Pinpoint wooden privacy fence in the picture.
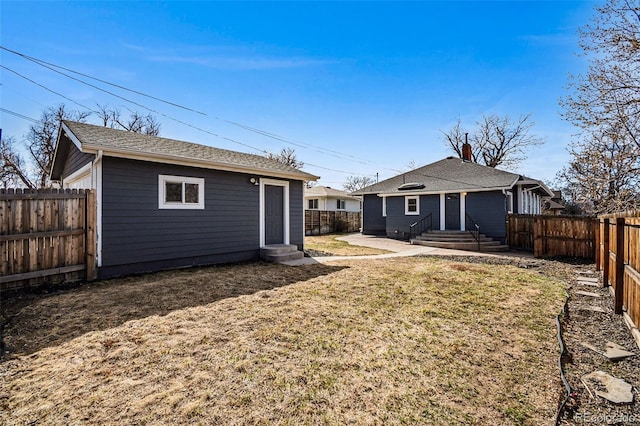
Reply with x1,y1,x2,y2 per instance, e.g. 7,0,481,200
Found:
1,188,97,294
597,211,640,341
507,214,597,259
305,210,361,235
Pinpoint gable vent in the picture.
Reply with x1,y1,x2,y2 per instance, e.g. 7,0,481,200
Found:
398,182,425,191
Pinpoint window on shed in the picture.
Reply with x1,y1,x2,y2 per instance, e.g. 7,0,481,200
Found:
159,175,205,209
405,196,419,215
308,199,319,209
337,199,346,210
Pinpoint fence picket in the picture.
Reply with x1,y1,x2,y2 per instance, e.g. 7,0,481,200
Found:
0,189,97,294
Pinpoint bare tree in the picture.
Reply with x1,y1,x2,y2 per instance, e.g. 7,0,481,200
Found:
3,104,161,188
343,175,375,193
1,136,36,188
442,114,543,169
26,105,91,188
560,0,640,151
97,105,161,136
267,147,304,170
558,0,640,213
557,127,640,215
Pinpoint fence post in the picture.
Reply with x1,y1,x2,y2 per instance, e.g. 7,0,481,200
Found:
595,218,601,271
603,218,610,287
85,190,97,281
614,217,625,315
533,215,542,257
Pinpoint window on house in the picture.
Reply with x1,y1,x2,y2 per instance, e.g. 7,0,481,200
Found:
308,199,319,209
405,196,419,215
382,197,387,217
159,175,205,209
337,199,346,210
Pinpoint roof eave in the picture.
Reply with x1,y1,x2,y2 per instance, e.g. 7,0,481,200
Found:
375,186,514,197
80,143,319,181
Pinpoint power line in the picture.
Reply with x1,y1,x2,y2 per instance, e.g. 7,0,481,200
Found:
1,45,406,179
1,65,100,114
1,64,268,154
0,45,207,116
0,108,40,124
2,45,391,170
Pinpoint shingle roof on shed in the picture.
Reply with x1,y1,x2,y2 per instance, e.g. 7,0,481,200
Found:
51,120,319,181
352,157,524,195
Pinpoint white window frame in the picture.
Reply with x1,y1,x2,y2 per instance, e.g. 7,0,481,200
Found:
382,196,387,217
158,174,205,209
405,195,420,215
506,191,514,214
308,198,319,210
336,199,346,210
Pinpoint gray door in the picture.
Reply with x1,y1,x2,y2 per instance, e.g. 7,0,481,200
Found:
445,193,460,230
265,185,284,245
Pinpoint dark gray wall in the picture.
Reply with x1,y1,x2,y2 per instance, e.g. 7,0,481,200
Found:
99,157,303,278
289,180,304,250
61,143,95,181
465,191,508,243
361,194,386,235
385,194,439,238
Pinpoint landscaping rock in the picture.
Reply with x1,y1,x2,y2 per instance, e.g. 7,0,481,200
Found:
576,290,602,298
604,342,636,361
582,370,634,404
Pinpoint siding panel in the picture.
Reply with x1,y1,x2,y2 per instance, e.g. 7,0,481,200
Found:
385,194,439,238
362,194,386,235
100,157,265,274
465,191,508,242
61,144,94,180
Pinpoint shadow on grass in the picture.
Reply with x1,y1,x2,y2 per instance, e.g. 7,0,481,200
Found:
1,261,346,359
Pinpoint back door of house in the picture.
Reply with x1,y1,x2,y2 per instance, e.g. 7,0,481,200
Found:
445,193,460,230
264,184,284,245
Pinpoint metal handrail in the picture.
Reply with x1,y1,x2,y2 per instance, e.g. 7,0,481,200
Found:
465,213,481,251
409,213,432,241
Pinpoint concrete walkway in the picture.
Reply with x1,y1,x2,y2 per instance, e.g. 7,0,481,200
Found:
283,233,526,266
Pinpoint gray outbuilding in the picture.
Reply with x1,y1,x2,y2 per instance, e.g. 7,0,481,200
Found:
50,120,318,278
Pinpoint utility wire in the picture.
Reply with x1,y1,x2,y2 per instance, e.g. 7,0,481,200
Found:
1,63,268,154
0,45,207,116
0,108,41,124
2,45,406,177
1,65,100,114
3,45,392,171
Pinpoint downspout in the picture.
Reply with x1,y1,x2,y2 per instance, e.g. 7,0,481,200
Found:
93,150,103,268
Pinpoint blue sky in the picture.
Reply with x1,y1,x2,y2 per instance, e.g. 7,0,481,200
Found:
1,1,595,187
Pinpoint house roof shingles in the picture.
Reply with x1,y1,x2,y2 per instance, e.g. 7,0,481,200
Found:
304,186,360,199
352,157,545,195
54,120,319,181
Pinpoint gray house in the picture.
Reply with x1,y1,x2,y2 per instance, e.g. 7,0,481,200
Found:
50,120,318,278
352,152,552,246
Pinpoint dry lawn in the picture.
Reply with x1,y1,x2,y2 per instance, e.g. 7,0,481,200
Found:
1,257,566,425
304,234,391,256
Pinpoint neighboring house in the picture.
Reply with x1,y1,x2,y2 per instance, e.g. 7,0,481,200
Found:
543,190,566,216
50,120,318,278
352,149,553,244
304,186,362,212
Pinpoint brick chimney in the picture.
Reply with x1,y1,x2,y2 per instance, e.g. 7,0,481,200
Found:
462,132,472,162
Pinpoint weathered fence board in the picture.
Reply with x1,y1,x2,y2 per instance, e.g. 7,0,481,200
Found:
305,210,361,235
507,214,597,259
1,188,97,294
597,211,640,339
